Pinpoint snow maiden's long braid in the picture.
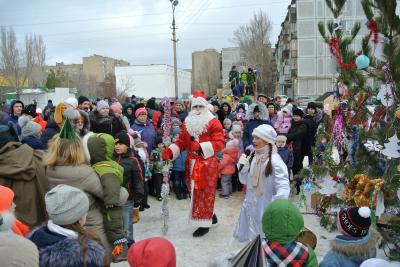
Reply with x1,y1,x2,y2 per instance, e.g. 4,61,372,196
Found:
265,143,273,176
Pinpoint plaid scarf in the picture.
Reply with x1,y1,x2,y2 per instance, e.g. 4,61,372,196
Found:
264,240,309,267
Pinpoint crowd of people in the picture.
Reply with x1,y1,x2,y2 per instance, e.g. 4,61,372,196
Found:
0,91,396,267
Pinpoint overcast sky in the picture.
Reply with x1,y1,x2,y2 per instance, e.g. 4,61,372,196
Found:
0,0,291,69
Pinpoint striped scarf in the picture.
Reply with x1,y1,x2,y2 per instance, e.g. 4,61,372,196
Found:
264,240,309,267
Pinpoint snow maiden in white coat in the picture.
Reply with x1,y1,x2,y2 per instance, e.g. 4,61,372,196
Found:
233,124,290,243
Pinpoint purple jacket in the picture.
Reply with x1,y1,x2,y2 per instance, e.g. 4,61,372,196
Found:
131,119,157,154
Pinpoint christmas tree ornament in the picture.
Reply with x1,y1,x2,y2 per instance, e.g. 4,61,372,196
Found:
364,140,383,152
367,19,379,45
370,106,387,129
343,174,384,209
329,38,356,69
350,126,360,167
375,192,385,217
395,107,400,119
332,106,345,151
377,84,395,107
355,54,370,70
381,134,400,159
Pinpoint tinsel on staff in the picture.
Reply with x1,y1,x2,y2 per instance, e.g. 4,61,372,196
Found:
161,97,172,235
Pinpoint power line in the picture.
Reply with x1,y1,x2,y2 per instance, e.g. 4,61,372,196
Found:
6,1,287,27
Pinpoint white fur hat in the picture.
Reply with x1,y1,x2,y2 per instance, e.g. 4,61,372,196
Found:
64,97,78,109
252,124,277,144
191,90,208,107
282,103,293,116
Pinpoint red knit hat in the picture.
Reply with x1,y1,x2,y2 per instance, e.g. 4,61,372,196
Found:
127,237,176,267
0,185,14,212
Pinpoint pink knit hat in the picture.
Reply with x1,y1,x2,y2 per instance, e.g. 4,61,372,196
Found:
111,103,122,114
135,107,148,118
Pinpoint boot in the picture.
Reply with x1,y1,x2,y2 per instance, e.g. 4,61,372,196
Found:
133,207,140,224
192,227,210,237
212,214,218,225
112,242,128,262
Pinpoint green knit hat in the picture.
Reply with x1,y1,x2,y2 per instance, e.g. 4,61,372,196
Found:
241,95,253,106
60,119,77,139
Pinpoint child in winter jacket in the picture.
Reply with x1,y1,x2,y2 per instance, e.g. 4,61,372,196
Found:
262,199,318,266
276,135,293,179
218,139,240,198
29,185,108,267
223,118,233,142
87,133,129,262
149,136,166,201
274,104,293,135
133,133,151,211
171,129,188,200
113,131,144,246
320,206,380,267
19,115,45,150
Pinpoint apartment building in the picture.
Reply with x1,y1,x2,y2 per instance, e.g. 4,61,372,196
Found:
192,49,221,96
83,54,129,83
275,0,370,99
221,47,248,86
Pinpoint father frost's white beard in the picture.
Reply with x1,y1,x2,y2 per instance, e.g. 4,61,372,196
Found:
185,109,213,139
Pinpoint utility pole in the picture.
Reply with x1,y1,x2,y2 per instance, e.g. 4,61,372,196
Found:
170,0,179,98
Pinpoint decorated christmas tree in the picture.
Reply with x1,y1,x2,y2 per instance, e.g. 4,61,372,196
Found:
301,0,400,260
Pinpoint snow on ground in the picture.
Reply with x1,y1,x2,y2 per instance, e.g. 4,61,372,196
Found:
112,191,352,267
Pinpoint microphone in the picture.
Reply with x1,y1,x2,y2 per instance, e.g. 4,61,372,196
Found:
238,149,251,172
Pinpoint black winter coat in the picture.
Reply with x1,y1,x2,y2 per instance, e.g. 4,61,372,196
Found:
41,120,60,148
303,114,319,150
287,120,308,155
90,111,126,137
113,149,144,202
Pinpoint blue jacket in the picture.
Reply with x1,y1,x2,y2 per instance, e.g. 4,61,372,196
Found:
243,119,272,149
131,119,157,154
278,146,293,169
22,135,46,150
29,226,106,267
320,231,378,267
172,151,187,172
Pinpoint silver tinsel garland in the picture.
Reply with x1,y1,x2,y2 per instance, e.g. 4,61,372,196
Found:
161,182,170,235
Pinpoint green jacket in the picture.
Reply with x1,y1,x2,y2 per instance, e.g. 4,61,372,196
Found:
240,71,248,84
262,199,318,267
88,133,124,205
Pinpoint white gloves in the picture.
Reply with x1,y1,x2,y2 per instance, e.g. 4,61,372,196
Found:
238,154,250,166
237,153,251,174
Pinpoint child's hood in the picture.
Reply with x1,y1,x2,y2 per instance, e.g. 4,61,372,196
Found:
223,146,240,159
87,133,115,164
262,199,303,243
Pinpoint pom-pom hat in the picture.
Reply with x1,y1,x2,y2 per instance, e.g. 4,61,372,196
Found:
338,206,371,237
191,90,208,107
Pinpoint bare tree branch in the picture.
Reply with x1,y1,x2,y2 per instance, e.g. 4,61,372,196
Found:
232,9,273,95
0,26,47,98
